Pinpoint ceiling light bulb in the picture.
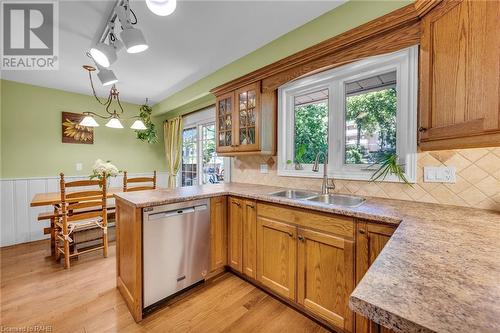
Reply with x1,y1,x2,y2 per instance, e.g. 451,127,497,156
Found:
79,115,100,127
105,117,124,129
130,119,147,130
146,0,177,16
90,42,117,68
97,67,118,86
120,28,148,54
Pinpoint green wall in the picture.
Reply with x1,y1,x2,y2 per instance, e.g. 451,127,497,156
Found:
1,80,165,178
156,0,412,119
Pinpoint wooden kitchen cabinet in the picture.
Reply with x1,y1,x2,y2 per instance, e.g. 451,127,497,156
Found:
228,197,243,272
355,221,396,333
214,81,276,156
210,197,227,273
419,0,500,150
297,228,355,332
242,200,257,279
256,216,297,300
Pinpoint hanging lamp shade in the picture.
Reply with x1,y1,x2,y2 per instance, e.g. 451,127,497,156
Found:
79,115,100,127
105,117,124,129
131,119,147,130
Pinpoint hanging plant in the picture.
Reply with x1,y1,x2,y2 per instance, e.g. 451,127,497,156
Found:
369,152,413,186
136,103,158,144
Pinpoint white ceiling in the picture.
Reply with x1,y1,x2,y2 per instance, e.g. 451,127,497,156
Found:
2,0,346,105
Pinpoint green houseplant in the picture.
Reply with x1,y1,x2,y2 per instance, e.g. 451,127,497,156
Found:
135,103,158,144
286,144,307,170
369,152,412,186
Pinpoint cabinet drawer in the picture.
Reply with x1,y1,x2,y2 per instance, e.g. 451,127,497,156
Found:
257,202,354,238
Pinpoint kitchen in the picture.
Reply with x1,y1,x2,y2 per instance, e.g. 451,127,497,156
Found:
1,0,499,332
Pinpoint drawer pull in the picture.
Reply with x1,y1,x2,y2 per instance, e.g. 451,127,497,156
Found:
359,229,366,234
298,235,305,242
418,127,427,133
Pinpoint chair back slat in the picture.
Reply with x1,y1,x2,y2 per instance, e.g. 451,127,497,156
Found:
126,177,154,183
66,190,103,199
67,200,103,211
65,179,101,187
125,186,155,192
67,210,102,222
123,170,157,192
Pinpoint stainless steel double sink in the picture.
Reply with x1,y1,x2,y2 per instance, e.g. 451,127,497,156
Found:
268,189,365,207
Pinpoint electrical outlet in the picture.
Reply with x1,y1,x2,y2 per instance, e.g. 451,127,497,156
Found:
424,166,456,183
76,163,83,171
260,164,269,174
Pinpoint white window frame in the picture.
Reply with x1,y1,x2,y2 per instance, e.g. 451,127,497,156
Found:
277,46,418,183
178,106,231,187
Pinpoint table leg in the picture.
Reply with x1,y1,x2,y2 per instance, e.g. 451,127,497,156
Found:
50,217,55,257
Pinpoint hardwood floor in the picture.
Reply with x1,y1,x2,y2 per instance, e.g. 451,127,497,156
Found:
0,240,329,333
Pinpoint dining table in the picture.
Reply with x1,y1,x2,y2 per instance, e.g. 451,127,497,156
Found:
30,188,123,256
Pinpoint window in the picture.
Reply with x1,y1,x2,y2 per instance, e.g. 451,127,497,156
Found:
180,107,230,187
181,127,198,186
278,46,417,182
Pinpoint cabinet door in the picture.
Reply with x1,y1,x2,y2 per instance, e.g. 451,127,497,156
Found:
256,216,296,300
216,92,235,153
210,196,227,272
228,197,243,272
234,82,261,151
355,221,396,333
297,228,355,332
242,200,257,279
419,0,500,150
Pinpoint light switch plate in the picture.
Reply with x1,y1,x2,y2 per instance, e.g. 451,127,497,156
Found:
260,164,269,174
76,163,83,171
424,166,456,183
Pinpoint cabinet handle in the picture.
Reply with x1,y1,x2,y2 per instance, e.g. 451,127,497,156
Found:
288,232,294,238
359,229,366,234
418,127,427,133
233,202,241,207
298,235,305,242
247,204,255,209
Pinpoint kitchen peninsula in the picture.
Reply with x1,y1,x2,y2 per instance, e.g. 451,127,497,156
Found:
114,183,500,333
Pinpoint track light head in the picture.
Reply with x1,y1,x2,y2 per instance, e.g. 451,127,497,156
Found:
97,67,118,86
90,42,117,68
146,0,177,16
120,27,148,54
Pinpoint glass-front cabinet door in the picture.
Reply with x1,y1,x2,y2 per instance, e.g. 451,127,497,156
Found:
235,82,260,151
216,92,234,152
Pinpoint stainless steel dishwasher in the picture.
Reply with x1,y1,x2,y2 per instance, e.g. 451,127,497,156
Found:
142,199,210,313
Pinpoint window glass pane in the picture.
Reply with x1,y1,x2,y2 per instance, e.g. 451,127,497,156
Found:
344,71,397,165
293,89,329,164
201,123,225,184
181,127,198,186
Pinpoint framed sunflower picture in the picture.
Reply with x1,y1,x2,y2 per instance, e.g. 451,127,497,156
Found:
62,112,94,144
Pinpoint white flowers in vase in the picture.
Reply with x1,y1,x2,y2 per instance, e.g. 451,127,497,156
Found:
90,159,121,187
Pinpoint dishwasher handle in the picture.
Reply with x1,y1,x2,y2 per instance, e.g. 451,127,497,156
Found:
148,204,207,220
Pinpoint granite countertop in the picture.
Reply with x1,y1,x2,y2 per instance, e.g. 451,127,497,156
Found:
114,182,500,333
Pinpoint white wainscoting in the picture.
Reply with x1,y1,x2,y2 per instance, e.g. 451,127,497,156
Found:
0,172,168,247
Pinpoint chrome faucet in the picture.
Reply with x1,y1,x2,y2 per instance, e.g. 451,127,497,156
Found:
312,151,335,195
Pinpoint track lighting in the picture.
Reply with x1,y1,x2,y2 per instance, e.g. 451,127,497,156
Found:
116,4,148,54
120,27,148,53
90,42,117,68
146,0,177,16
96,66,118,86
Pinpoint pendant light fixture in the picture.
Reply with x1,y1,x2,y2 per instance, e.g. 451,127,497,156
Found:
146,0,177,16
79,65,147,131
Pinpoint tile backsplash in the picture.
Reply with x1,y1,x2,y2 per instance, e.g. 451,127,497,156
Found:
231,147,500,211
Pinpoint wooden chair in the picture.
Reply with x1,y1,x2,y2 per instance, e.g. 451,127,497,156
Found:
123,171,157,192
54,173,108,269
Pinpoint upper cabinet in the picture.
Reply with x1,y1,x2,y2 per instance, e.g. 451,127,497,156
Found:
214,81,276,156
419,0,500,150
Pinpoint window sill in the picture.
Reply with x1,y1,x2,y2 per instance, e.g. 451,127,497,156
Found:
277,168,416,184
